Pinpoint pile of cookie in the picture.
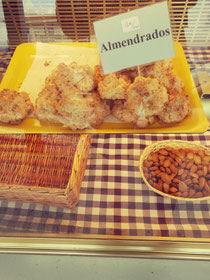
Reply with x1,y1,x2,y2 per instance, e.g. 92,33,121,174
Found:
0,58,191,129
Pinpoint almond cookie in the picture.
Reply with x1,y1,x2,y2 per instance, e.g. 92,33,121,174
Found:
0,89,33,124
158,93,191,124
46,62,96,92
35,85,110,130
125,76,168,128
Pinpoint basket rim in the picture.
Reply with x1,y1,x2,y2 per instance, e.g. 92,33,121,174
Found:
139,140,210,202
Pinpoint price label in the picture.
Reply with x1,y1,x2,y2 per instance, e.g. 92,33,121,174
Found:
121,16,140,33
94,1,174,74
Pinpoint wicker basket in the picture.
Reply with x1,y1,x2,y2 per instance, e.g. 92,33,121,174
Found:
0,134,91,208
139,140,210,201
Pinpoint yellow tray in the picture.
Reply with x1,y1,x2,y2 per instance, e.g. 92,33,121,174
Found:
0,42,208,134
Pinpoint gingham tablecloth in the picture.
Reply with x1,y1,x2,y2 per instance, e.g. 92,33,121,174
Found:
183,46,210,70
0,132,209,239
183,46,210,97
0,46,210,239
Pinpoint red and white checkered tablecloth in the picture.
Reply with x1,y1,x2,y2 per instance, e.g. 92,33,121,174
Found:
0,132,209,239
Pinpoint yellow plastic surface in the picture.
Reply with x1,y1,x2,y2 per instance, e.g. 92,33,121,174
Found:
0,42,208,134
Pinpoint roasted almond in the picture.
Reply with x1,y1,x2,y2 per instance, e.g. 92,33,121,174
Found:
184,178,192,185
189,189,196,197
187,152,194,160
151,153,159,162
198,150,205,157
159,149,168,156
174,161,179,167
144,172,149,179
154,183,162,192
150,171,156,178
170,164,178,174
192,178,198,184
151,166,158,171
154,161,160,167
148,179,153,185
194,192,203,198
174,156,182,165
190,164,197,173
194,184,200,190
170,187,178,193
177,150,185,159
160,173,172,184
169,152,176,159
197,164,203,169
193,155,201,164
190,172,199,178
181,172,188,179
182,191,189,198
172,191,181,197
152,177,157,183
178,181,188,192
199,177,206,190
158,155,165,161
160,166,166,172
163,183,170,193
180,162,187,168
172,178,180,184
203,165,208,176
186,160,194,169
204,182,210,193
178,169,185,176
157,179,163,188
163,159,171,168
203,155,210,162
197,170,204,177
147,154,153,161
203,190,209,197
143,160,151,168
154,169,161,176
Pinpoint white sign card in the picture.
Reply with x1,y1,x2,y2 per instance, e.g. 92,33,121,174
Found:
93,1,175,74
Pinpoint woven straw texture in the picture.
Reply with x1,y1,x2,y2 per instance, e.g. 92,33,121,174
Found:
0,134,91,208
